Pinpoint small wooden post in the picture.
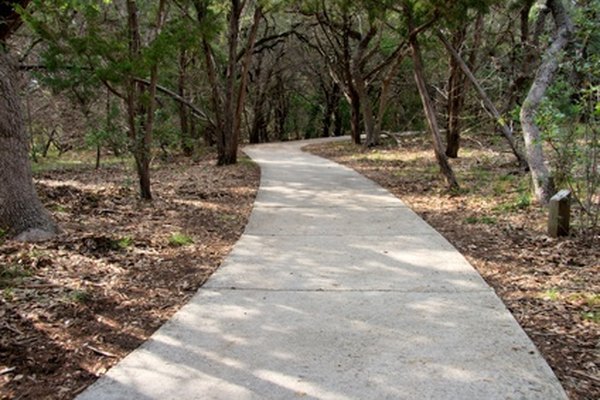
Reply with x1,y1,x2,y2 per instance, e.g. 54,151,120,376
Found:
548,190,571,237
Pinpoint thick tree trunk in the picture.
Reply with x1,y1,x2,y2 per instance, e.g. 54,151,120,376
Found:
520,0,572,204
409,33,459,190
0,52,58,241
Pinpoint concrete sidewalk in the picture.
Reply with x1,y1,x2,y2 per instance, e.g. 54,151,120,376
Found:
79,138,566,399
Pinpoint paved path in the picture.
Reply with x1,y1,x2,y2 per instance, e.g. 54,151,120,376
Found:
79,139,566,399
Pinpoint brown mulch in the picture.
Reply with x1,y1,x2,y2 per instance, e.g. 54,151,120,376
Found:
306,137,599,400
0,153,260,399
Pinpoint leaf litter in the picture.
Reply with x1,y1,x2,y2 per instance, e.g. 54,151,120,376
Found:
0,153,259,399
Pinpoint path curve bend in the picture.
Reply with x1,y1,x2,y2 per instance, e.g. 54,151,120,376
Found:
79,138,566,400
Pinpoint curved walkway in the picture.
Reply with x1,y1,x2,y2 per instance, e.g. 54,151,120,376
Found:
79,138,566,399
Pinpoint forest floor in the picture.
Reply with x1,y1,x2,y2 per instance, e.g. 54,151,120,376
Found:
306,136,599,400
0,152,260,399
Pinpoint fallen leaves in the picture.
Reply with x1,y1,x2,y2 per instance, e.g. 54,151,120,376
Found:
0,153,259,399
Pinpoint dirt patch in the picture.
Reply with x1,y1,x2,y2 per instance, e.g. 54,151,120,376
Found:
0,154,260,399
306,138,599,400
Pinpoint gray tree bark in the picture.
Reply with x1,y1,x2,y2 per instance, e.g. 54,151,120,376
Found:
0,52,58,241
409,32,459,190
520,0,573,204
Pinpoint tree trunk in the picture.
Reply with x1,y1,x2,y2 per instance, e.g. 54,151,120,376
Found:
217,0,241,165
355,73,377,147
274,74,289,141
0,52,58,241
125,0,165,200
178,49,193,156
321,103,332,138
520,0,572,204
333,109,343,137
446,14,483,158
217,2,261,165
409,32,459,190
437,30,528,168
126,0,152,200
445,27,467,158
351,25,379,147
375,46,407,141
349,89,362,145
250,52,270,144
232,6,261,146
321,81,339,138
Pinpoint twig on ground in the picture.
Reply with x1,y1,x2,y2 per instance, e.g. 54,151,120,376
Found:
0,367,16,376
85,344,117,358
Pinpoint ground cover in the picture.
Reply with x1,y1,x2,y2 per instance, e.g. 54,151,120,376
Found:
0,153,260,399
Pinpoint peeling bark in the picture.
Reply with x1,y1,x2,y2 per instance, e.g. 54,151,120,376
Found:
520,0,573,204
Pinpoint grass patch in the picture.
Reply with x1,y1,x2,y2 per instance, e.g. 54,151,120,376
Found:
52,204,68,212
117,236,134,249
168,232,194,247
68,289,91,304
237,157,256,167
541,288,561,301
218,213,237,223
0,264,32,289
582,311,600,323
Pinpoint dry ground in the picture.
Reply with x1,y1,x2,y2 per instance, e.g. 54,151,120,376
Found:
306,137,599,400
0,153,260,399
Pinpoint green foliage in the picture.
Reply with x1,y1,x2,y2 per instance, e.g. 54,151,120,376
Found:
541,288,560,301
493,181,532,213
153,108,180,153
68,289,91,304
582,310,600,323
514,191,531,209
117,236,134,249
533,0,600,234
85,101,127,156
0,264,32,289
168,232,194,247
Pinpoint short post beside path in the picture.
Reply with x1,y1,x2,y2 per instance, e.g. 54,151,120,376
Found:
548,189,571,238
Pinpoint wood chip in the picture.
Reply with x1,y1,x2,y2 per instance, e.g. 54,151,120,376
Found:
85,345,117,358
0,367,16,376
